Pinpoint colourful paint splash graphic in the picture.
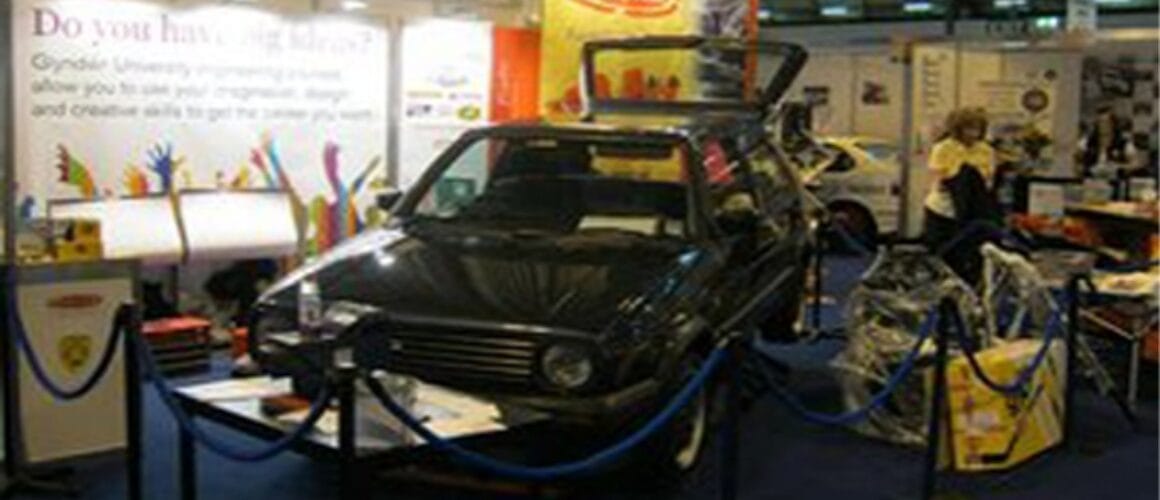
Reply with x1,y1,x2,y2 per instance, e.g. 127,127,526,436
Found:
245,136,383,255
55,145,97,198
44,139,384,257
147,142,185,193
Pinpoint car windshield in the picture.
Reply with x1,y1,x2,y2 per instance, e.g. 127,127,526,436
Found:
402,133,694,240
857,142,897,162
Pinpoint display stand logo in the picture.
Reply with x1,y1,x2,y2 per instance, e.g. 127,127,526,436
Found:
568,0,679,17
58,335,93,374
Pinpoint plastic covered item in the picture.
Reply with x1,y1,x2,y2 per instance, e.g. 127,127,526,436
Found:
833,243,1065,446
832,246,980,446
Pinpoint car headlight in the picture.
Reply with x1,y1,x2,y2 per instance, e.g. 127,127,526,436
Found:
541,344,594,390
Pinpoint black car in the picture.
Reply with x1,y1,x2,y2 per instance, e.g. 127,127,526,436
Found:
250,37,812,478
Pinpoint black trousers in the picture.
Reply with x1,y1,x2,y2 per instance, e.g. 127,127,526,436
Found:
923,209,984,286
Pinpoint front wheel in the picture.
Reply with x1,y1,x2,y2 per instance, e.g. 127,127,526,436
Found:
632,355,720,490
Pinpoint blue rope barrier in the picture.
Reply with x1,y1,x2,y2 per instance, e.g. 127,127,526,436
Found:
949,302,1065,395
765,309,938,426
934,219,1014,259
1101,260,1160,274
362,346,726,481
128,331,334,462
3,281,126,401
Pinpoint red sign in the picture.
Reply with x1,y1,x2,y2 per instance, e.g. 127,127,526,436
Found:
47,294,103,309
568,0,679,17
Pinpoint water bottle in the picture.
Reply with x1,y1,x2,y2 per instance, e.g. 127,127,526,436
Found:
298,275,323,338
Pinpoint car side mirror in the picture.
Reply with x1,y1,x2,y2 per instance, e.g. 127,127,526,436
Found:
376,189,403,212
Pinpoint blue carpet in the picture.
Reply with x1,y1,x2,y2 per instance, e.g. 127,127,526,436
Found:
32,256,1160,499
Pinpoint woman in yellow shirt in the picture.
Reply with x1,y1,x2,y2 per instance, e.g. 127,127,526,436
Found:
922,107,1001,284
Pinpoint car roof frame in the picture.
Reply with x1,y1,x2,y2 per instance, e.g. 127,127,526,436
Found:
579,35,809,122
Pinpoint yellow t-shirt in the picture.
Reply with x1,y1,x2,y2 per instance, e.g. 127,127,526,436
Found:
924,139,995,218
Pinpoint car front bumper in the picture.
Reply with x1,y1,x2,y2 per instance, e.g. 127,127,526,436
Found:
488,378,663,426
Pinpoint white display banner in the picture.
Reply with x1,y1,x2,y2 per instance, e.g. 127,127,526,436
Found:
180,190,299,261
397,18,492,188
13,0,389,254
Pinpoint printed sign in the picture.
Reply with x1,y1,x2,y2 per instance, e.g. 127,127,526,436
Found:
539,0,755,119
397,19,492,188
13,0,389,253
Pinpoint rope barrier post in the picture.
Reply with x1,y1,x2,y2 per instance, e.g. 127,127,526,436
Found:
0,263,78,497
122,304,144,500
812,227,825,332
335,360,359,500
1063,274,1082,450
922,300,952,500
179,412,197,500
719,338,743,500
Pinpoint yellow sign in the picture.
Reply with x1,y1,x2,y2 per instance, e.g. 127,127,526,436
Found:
58,334,93,374
946,340,1066,472
540,0,700,119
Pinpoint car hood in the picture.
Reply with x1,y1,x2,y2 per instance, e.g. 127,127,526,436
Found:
260,225,703,333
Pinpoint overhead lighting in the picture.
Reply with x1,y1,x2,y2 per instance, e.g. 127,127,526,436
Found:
820,5,851,17
758,8,773,21
994,0,1028,8
1034,16,1061,30
342,0,368,10
903,1,934,12
1095,0,1133,4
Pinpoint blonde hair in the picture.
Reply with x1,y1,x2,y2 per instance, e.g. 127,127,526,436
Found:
941,107,989,142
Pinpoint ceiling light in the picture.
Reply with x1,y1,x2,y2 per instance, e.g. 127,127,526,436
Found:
903,1,934,12
342,0,368,10
994,0,1028,8
820,5,851,17
1034,16,1061,30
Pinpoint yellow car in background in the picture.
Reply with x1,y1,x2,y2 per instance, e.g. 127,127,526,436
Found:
803,137,902,249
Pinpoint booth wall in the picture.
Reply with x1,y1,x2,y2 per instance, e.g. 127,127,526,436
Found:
782,50,906,142
1080,39,1160,171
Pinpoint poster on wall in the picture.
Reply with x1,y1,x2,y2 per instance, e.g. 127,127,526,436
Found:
964,79,1056,169
852,54,905,143
539,0,757,119
1080,50,1159,173
905,44,959,236
13,0,389,255
397,18,492,188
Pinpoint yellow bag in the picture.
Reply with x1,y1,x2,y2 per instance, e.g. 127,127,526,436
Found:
945,339,1066,472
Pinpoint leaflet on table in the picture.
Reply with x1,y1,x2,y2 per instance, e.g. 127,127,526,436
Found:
179,377,294,401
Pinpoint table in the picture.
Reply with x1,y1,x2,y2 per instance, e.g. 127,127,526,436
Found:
171,374,545,500
1065,202,1158,261
1080,269,1158,409
1029,251,1155,413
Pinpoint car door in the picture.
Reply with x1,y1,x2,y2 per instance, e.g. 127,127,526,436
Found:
710,141,810,339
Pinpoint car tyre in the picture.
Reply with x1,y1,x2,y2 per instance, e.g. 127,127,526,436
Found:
827,202,878,254
629,353,721,492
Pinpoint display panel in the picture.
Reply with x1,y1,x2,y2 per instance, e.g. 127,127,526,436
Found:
13,0,389,253
397,18,493,188
179,190,298,262
49,197,183,264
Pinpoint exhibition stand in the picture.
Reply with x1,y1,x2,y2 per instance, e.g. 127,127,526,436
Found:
0,1,1154,499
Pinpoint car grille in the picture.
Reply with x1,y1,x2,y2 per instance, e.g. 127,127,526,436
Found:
377,324,540,391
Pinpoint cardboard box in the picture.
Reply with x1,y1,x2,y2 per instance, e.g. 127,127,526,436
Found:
54,240,104,262
946,339,1066,472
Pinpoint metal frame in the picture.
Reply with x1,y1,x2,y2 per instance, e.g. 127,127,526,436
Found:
579,36,809,120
